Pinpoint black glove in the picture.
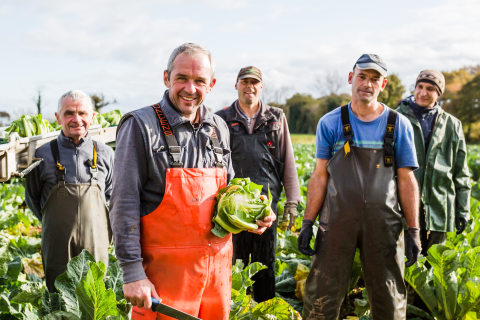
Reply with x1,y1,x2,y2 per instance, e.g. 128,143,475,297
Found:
455,217,467,235
298,219,315,256
405,227,421,268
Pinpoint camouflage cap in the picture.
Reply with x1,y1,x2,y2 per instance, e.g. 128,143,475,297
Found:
237,66,262,82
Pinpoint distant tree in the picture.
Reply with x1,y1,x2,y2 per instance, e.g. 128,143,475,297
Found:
448,74,480,142
463,64,480,76
313,70,348,97
261,83,294,105
377,74,405,107
33,90,43,115
90,93,117,113
284,94,319,134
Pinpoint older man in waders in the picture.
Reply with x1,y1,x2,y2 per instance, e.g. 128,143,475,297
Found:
298,54,421,319
216,66,301,302
25,90,114,292
109,43,276,320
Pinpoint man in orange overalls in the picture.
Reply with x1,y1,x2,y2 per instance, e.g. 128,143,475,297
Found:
109,43,276,320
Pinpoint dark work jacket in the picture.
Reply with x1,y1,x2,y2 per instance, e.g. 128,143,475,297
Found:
216,102,285,203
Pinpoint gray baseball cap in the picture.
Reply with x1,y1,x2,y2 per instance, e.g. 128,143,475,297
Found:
353,54,387,78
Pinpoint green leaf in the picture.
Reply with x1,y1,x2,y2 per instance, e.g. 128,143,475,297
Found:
274,269,296,293
10,282,45,307
404,255,440,316
0,241,12,277
0,256,23,284
461,247,480,287
39,287,66,317
427,244,461,319
105,261,123,301
458,279,480,318
75,261,119,320
406,304,434,319
251,297,301,320
348,249,362,292
55,250,96,317
8,236,42,258
116,300,132,320
41,311,81,320
232,261,267,294
211,221,230,238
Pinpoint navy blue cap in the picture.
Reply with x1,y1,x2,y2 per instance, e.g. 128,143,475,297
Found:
353,54,387,77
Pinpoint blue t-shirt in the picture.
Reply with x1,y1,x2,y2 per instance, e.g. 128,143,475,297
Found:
316,103,418,169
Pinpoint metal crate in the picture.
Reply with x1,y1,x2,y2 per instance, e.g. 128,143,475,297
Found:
0,125,117,182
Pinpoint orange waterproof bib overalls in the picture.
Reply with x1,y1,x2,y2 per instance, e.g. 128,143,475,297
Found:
132,104,232,320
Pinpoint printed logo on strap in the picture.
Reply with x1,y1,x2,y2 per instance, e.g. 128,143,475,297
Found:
151,104,173,136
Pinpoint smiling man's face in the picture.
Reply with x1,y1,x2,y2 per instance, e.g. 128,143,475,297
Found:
55,97,94,144
235,77,263,106
348,68,388,104
164,52,216,119
414,82,439,108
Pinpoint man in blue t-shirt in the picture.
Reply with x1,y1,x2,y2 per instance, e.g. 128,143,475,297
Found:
299,54,421,320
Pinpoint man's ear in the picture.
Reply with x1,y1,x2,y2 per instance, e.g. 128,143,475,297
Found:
235,81,238,90
348,72,354,84
163,70,170,88
90,112,95,125
206,78,216,93
380,78,388,92
55,112,61,125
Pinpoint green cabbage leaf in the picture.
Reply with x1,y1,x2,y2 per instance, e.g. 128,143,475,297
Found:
212,178,272,237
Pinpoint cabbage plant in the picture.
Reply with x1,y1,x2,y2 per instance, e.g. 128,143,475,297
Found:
212,178,272,238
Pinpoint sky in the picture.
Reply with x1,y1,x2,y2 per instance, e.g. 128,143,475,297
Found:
1,0,479,120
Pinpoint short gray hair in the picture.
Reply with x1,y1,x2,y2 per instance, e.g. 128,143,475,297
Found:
166,43,215,82
57,90,93,113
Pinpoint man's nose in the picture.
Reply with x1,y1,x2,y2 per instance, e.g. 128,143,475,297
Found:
184,80,196,94
72,114,81,122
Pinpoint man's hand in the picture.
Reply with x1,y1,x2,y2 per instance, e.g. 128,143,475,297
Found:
284,201,298,230
123,278,160,310
405,227,421,267
249,212,277,234
456,217,467,234
298,219,315,256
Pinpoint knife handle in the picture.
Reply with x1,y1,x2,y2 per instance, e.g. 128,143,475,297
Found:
151,297,162,311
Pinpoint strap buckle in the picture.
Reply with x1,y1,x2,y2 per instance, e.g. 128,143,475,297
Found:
169,146,183,167
213,147,224,168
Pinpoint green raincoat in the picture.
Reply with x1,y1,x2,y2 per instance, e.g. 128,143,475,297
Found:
397,103,471,232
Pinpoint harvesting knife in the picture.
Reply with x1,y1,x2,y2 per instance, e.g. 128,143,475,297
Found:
151,297,201,320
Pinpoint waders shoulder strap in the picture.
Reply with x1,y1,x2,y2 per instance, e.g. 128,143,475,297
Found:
383,109,398,167
50,139,66,185
340,105,353,156
90,141,99,185
151,103,183,168
151,103,225,169
210,127,224,168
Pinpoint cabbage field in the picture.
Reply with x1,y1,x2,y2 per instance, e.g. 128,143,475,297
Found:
1,143,480,319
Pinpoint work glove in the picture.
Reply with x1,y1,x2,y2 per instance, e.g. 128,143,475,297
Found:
283,201,298,230
455,217,467,234
405,227,422,268
298,219,315,256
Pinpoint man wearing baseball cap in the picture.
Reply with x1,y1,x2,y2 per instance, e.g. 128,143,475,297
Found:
215,66,301,302
397,70,470,255
299,54,420,319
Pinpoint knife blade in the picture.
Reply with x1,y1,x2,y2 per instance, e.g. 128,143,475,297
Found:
151,297,201,320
